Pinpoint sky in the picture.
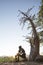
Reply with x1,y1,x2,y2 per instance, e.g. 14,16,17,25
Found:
0,0,42,56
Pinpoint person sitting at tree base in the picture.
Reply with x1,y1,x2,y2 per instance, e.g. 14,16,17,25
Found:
15,46,27,61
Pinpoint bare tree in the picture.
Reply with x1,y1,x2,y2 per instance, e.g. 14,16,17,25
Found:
18,6,43,61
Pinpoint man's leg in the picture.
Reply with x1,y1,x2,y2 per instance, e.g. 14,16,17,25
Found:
17,55,19,61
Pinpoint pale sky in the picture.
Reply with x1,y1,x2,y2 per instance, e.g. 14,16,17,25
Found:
0,0,42,56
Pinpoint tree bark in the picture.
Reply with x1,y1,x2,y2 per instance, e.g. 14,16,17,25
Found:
27,18,40,61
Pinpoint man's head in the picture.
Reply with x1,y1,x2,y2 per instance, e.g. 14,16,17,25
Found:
19,46,22,49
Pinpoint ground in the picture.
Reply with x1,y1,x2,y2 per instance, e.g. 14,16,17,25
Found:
0,61,43,65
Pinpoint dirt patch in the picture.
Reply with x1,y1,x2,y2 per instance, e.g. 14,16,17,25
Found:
0,61,43,65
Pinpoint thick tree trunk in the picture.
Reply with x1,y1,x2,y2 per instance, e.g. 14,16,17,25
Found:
29,37,39,61
27,18,40,61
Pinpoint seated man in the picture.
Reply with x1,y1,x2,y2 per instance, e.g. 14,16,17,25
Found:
15,46,26,61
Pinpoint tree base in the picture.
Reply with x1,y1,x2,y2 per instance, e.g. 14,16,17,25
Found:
35,55,43,62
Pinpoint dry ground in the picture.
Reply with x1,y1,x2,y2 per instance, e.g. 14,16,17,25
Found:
0,61,43,65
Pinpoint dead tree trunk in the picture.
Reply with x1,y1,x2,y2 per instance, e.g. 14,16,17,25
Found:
27,18,40,61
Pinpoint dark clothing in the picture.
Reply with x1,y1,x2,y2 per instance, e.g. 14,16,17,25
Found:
18,47,26,58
